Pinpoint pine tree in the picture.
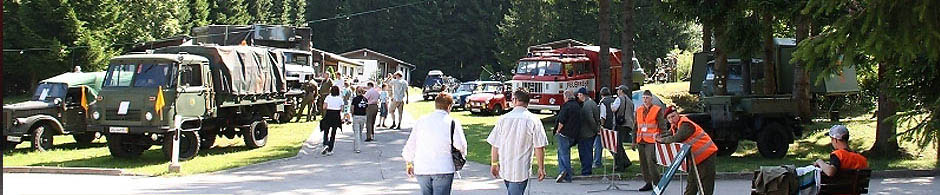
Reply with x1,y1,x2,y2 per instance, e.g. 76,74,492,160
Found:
211,0,250,25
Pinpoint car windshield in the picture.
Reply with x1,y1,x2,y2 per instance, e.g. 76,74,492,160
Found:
457,84,477,92
32,83,67,102
515,61,562,76
481,84,502,92
103,63,177,88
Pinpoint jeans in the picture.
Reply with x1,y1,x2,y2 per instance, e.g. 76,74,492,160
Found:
555,134,573,181
577,137,594,175
503,180,529,195
593,135,603,167
323,126,338,152
416,173,454,195
352,115,366,151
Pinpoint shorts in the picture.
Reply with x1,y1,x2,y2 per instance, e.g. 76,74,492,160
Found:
379,102,388,117
389,101,404,114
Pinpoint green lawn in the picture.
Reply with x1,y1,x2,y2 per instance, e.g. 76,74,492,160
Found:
407,83,938,177
2,121,318,176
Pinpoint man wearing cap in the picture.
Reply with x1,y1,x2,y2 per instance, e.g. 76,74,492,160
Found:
553,89,582,183
814,125,869,177
576,87,599,175
388,71,409,130
656,105,717,195
635,90,666,191
607,85,635,172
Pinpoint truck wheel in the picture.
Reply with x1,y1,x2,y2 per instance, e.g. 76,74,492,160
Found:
73,133,97,145
274,111,293,124
243,120,268,148
757,122,790,159
162,131,200,161
107,134,151,158
199,131,217,150
715,140,739,156
31,124,55,152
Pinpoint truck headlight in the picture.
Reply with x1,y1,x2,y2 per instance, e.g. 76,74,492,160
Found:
93,111,101,120
145,112,153,121
12,118,21,126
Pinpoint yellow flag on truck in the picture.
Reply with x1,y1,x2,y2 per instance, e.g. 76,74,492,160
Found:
80,86,88,116
155,86,165,119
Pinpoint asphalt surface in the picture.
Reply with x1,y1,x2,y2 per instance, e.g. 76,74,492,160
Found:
3,97,939,195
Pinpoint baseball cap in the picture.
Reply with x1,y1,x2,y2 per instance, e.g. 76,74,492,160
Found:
616,85,630,91
826,125,850,141
577,87,588,95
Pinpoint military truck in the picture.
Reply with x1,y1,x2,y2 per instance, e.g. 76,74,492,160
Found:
88,45,289,160
3,72,105,151
686,38,859,158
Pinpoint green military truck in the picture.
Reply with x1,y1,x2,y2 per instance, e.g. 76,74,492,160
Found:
686,38,859,158
3,72,105,151
88,45,289,160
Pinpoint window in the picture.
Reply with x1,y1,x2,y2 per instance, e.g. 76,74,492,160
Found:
133,63,177,88
178,64,202,87
103,64,137,87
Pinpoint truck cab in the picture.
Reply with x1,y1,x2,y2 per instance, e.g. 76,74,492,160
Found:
3,72,105,151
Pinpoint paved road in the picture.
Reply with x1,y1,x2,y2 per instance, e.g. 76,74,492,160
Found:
3,98,939,195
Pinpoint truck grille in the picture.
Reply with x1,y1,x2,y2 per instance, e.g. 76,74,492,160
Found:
517,82,544,93
105,109,142,121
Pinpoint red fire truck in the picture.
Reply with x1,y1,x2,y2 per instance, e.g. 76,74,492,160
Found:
510,46,645,111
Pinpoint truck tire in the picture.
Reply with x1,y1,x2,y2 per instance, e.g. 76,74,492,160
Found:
31,124,55,152
757,122,790,159
162,131,200,161
73,133,97,145
199,131,216,150
275,111,293,124
243,119,268,148
107,134,151,158
715,140,739,156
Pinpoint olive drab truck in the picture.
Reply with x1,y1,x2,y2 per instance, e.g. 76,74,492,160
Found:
686,38,860,158
88,45,289,161
3,71,105,151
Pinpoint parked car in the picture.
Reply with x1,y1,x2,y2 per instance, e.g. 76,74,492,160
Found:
3,72,105,151
452,81,496,111
466,82,512,115
422,70,445,100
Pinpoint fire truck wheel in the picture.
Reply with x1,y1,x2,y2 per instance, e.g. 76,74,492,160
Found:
31,124,55,152
162,131,200,161
243,119,268,148
107,134,150,158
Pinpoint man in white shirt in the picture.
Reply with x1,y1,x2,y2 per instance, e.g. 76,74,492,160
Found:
388,71,409,130
402,93,467,195
487,89,548,195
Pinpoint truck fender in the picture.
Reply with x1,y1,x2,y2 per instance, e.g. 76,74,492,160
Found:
19,115,67,135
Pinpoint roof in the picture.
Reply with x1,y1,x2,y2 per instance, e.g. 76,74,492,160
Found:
41,71,106,95
428,70,444,75
528,39,590,51
340,48,415,68
312,47,365,66
111,54,209,63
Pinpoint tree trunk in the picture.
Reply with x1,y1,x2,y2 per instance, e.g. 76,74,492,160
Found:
761,10,777,95
868,62,901,157
621,0,635,91
702,24,712,52
598,0,611,90
792,14,812,122
713,21,728,95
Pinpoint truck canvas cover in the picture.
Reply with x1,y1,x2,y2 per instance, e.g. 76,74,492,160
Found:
40,71,106,96
192,25,311,51
155,46,287,96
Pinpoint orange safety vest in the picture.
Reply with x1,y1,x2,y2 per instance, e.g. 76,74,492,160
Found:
671,116,718,165
831,149,869,170
635,105,661,144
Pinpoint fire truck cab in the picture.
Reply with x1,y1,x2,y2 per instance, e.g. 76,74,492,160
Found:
510,46,643,111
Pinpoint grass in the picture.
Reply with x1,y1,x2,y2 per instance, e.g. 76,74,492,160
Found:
407,83,938,178
2,121,318,176
3,94,32,105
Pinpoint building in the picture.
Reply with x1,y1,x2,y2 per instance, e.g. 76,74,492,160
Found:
312,48,365,79
340,48,416,84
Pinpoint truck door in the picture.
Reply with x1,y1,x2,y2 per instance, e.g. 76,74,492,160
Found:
175,63,208,117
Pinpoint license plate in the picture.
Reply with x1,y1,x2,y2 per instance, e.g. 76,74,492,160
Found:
6,136,21,142
471,108,481,112
109,126,129,133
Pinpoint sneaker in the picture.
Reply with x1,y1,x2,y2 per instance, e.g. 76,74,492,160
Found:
592,164,602,169
389,124,397,129
555,171,569,183
320,148,328,155
355,150,361,153
364,139,374,142
638,183,654,191
327,151,333,156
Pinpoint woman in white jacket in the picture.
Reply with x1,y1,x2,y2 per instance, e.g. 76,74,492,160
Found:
402,93,467,195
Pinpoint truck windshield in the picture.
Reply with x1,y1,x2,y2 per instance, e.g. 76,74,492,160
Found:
32,83,67,102
456,84,477,92
424,75,443,86
103,63,177,88
285,52,310,66
516,61,562,76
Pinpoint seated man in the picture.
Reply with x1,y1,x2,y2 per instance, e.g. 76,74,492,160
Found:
814,125,869,177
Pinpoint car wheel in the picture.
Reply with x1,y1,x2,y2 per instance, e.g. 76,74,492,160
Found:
757,122,790,159
107,134,151,158
242,119,269,148
162,130,200,161
73,133,97,145
31,124,55,152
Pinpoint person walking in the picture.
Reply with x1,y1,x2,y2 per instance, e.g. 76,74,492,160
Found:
635,90,667,191
402,93,467,195
554,89,582,183
487,89,548,195
656,106,717,195
576,87,599,175
389,71,409,130
350,87,368,153
378,84,390,128
364,82,380,141
606,85,635,172
320,86,345,156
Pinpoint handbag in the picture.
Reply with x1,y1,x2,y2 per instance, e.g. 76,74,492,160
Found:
450,120,466,171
